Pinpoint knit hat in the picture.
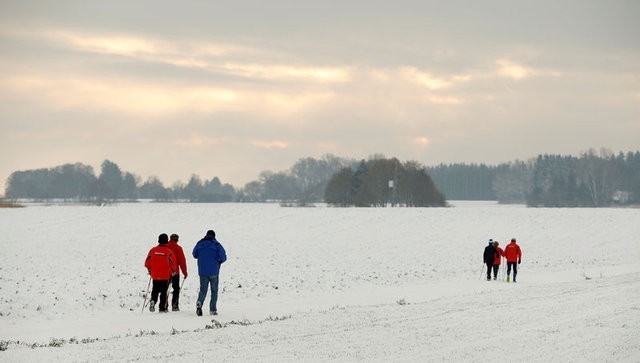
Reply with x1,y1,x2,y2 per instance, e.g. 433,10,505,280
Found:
206,229,216,238
158,233,169,245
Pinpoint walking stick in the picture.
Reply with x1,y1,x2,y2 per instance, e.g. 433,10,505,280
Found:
164,275,174,311
141,276,152,314
479,262,486,280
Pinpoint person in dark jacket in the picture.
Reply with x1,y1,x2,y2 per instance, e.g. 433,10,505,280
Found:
483,239,498,281
144,233,176,313
193,229,227,316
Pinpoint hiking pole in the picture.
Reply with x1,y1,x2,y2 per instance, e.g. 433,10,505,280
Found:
164,276,174,311
141,276,152,314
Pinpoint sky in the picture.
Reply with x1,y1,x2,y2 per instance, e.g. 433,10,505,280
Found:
1,0,639,193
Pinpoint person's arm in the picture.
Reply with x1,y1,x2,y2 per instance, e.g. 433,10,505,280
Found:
192,242,200,259
218,244,227,264
169,252,177,275
179,248,187,277
144,249,152,273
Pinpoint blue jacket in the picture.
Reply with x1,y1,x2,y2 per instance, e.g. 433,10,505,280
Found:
192,237,227,276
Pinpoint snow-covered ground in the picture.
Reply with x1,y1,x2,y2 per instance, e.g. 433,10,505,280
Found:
1,201,639,361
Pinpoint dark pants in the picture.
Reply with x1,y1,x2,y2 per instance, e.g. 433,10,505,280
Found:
151,280,169,311
486,262,493,279
171,275,181,309
492,264,500,278
507,262,518,280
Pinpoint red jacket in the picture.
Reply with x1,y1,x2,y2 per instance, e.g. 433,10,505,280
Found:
504,242,522,263
167,241,187,276
493,247,504,265
144,245,176,280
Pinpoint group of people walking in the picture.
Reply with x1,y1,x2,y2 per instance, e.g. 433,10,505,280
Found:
483,238,522,282
144,230,227,316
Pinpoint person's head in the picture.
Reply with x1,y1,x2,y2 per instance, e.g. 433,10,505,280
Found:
488,239,494,245
511,238,516,243
158,233,169,245
170,233,179,242
493,241,499,247
206,229,216,239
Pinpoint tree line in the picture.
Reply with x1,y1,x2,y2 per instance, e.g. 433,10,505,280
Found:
5,149,638,207
3,154,446,207
527,149,640,207
238,154,356,205
427,149,640,207
3,160,236,203
3,155,355,205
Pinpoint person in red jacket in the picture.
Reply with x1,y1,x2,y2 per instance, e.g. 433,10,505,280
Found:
504,238,522,282
144,233,176,312
492,241,504,280
167,233,188,311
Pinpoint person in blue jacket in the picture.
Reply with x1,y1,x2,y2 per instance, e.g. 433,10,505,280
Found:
193,229,227,316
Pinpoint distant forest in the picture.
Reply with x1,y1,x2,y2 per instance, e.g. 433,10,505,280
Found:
428,149,640,207
3,149,640,207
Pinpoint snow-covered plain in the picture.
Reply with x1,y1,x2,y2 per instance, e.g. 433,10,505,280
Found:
1,201,639,361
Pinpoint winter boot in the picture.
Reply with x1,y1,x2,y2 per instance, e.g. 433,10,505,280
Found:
210,310,218,316
506,275,510,282
149,300,156,312
172,305,180,312
196,301,203,316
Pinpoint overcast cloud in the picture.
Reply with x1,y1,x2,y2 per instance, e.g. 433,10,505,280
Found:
1,0,638,191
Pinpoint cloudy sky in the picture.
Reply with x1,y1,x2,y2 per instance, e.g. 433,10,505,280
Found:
1,0,638,191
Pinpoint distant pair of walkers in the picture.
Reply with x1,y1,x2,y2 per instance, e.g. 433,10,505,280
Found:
483,238,522,282
144,230,227,316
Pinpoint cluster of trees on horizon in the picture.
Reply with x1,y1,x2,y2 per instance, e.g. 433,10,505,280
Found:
4,149,640,207
429,149,640,207
325,157,445,207
3,160,237,203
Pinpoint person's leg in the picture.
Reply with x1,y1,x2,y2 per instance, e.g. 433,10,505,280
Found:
492,264,499,279
513,263,518,282
506,263,512,282
171,275,180,310
158,280,169,312
149,280,161,311
196,276,210,316
209,276,219,313
486,263,492,280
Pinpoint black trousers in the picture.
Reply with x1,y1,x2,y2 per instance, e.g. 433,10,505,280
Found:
171,275,181,308
507,262,518,278
486,262,493,279
492,264,500,278
151,280,169,311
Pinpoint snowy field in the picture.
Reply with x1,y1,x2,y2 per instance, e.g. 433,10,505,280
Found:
1,201,639,362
